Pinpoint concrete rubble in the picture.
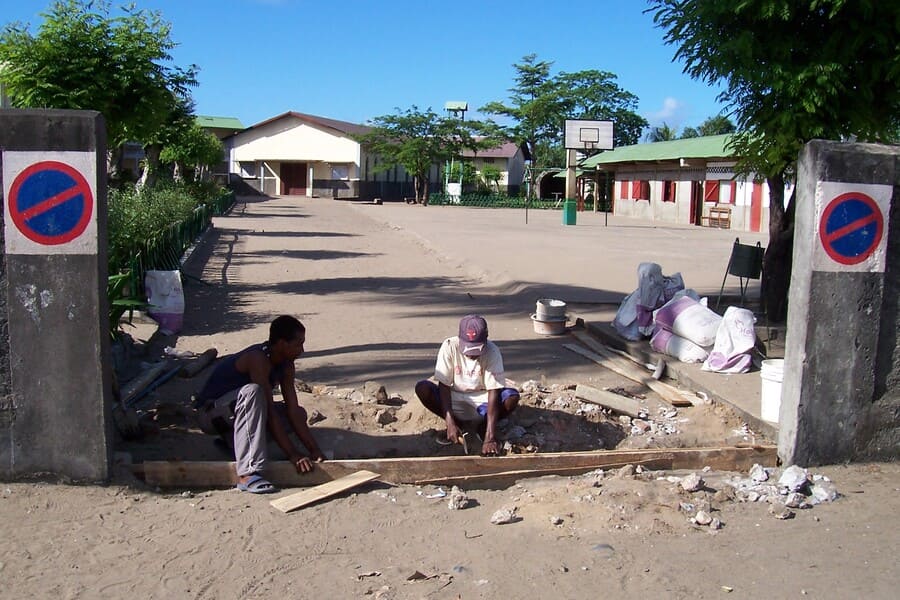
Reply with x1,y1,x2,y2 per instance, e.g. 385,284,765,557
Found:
490,506,519,525
447,486,471,510
721,464,840,513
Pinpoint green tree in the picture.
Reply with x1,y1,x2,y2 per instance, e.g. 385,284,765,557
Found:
646,122,679,142
481,54,647,199
681,115,736,138
0,0,197,175
160,122,224,183
556,70,647,147
356,106,496,204
649,0,900,321
478,164,503,194
481,54,561,199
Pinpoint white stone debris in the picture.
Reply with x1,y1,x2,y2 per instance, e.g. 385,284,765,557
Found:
810,481,839,504
521,380,541,394
550,515,564,525
694,510,713,526
749,463,770,483
784,492,807,509
680,472,705,493
447,486,471,510
769,503,795,520
778,465,810,492
490,506,518,525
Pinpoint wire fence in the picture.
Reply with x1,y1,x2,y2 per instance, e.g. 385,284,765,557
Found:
126,190,235,296
427,193,566,209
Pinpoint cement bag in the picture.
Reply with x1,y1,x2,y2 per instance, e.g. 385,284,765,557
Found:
634,262,665,336
650,327,709,363
145,270,184,335
702,306,757,373
653,295,722,348
612,291,642,340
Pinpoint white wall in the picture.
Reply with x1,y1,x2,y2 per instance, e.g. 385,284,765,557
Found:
232,116,361,164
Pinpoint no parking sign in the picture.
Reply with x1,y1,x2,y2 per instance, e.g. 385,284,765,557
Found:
2,151,98,254
813,181,891,273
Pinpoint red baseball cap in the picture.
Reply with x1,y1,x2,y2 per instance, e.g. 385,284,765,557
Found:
459,314,488,356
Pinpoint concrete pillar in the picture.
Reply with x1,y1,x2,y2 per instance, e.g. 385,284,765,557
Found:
779,140,899,465
1,109,111,481
565,149,578,201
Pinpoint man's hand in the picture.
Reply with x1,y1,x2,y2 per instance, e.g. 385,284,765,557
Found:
481,439,500,456
309,449,326,463
291,454,315,473
445,417,461,444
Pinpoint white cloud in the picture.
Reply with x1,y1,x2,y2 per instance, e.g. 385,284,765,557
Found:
645,97,688,128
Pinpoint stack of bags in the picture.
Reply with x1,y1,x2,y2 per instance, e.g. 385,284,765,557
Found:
613,263,757,374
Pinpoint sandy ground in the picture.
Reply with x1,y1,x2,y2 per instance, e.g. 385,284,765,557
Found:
2,195,898,598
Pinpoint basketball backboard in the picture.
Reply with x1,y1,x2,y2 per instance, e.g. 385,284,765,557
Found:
564,119,613,151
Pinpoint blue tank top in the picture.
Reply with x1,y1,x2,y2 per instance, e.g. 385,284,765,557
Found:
196,342,289,406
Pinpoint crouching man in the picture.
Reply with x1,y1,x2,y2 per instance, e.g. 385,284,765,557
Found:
415,314,520,456
196,315,324,493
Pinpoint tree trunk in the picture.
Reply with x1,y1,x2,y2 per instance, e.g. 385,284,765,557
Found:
138,143,162,189
760,172,795,323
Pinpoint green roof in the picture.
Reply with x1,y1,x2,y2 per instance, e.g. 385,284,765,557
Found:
580,134,734,168
196,115,245,130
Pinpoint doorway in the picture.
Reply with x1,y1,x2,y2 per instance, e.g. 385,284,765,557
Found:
690,181,703,225
281,162,308,196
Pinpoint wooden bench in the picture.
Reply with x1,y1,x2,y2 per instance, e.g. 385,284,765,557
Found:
705,206,732,229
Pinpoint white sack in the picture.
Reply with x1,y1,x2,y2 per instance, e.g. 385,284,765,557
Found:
145,269,185,335
702,306,757,373
650,327,709,363
653,295,722,348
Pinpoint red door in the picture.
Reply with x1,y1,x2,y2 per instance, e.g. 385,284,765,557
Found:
280,162,308,195
750,182,763,232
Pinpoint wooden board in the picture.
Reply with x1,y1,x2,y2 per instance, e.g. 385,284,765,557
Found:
270,470,381,513
575,383,644,417
564,340,694,407
138,445,777,489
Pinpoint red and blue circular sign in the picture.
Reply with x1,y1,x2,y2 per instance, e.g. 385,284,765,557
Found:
7,160,94,246
818,191,884,265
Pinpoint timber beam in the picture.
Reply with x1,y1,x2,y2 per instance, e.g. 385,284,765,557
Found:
137,445,777,489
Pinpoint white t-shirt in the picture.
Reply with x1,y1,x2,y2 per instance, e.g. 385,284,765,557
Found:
433,336,506,421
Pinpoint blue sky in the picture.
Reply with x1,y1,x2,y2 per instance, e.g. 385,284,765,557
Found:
4,0,728,135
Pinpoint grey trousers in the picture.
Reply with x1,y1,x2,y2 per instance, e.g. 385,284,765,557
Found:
200,383,267,477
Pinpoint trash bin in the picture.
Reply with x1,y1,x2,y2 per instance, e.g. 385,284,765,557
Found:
562,199,577,226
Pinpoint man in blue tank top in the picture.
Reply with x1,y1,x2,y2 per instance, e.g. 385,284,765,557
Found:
196,315,324,493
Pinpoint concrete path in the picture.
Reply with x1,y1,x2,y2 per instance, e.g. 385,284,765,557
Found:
171,195,770,427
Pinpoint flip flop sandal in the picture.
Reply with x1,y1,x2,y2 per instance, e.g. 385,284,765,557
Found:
236,474,278,494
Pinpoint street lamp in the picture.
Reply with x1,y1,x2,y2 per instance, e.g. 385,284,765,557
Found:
444,101,468,200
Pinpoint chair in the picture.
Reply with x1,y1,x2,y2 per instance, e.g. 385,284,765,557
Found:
717,237,764,309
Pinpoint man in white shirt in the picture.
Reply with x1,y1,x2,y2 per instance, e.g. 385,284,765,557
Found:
415,314,520,455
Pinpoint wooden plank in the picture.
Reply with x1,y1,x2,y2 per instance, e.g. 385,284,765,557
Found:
139,446,777,488
575,383,643,418
564,342,694,407
270,470,381,513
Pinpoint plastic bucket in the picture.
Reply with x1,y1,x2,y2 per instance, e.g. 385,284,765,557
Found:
536,298,567,320
760,359,784,423
531,315,567,335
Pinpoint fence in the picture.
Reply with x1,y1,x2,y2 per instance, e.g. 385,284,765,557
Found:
125,190,235,296
427,193,563,209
